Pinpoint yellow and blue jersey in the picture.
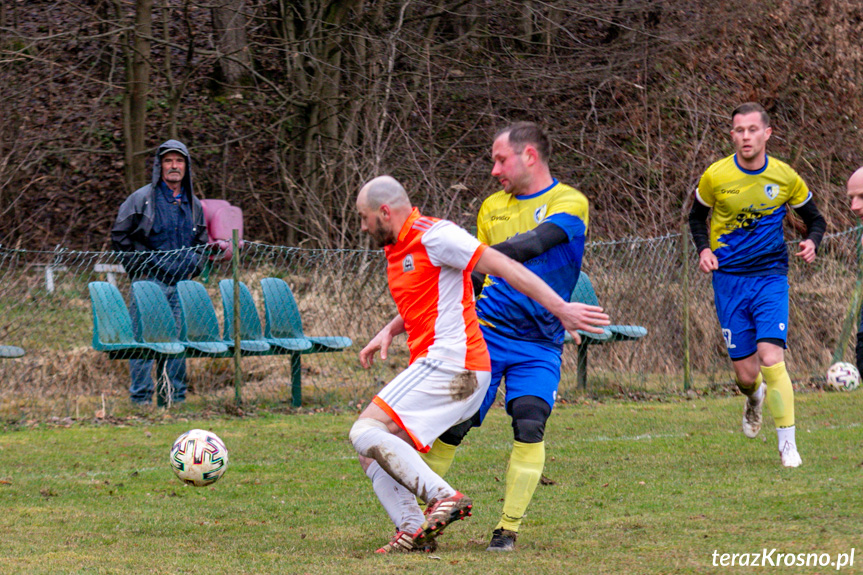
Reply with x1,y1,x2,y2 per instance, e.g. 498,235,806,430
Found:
476,179,588,346
696,154,810,276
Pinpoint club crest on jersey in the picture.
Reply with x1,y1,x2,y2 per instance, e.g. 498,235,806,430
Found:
402,254,415,273
764,184,780,200
534,204,548,223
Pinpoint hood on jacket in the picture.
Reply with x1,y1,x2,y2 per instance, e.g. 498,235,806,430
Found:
151,139,193,195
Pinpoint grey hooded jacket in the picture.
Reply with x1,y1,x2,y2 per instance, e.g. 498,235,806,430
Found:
111,140,209,284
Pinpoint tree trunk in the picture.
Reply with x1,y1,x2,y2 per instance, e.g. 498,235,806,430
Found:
274,0,362,246
0,1,6,47
212,0,251,93
125,0,152,189
162,0,178,140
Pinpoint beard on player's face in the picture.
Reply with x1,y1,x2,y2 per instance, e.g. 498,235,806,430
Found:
370,216,396,248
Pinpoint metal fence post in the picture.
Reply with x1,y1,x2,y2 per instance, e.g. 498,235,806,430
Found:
291,353,302,408
232,229,242,407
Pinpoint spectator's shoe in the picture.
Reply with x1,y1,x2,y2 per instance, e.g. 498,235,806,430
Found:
742,387,764,439
779,441,802,468
486,528,517,552
375,530,436,554
413,491,472,544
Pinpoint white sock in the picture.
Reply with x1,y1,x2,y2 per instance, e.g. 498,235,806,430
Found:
749,382,765,404
777,425,796,449
350,418,454,504
365,461,424,533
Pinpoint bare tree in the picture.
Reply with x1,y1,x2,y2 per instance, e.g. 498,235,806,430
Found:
123,0,153,189
0,1,5,47
1,0,863,250
211,0,252,94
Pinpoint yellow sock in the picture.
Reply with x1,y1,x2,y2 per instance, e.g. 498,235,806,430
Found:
497,441,545,532
420,438,458,477
737,372,763,396
416,439,458,505
761,362,795,428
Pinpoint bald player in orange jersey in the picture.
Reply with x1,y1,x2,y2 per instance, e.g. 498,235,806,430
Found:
848,167,863,376
349,175,609,554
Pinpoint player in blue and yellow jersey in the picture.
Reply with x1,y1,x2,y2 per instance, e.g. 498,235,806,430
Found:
689,103,826,468
421,122,592,551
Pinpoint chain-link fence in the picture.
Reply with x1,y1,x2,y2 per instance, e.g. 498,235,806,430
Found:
1,227,861,420
567,226,862,398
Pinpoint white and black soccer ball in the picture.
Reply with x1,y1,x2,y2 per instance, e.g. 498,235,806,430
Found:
170,429,229,486
825,362,861,392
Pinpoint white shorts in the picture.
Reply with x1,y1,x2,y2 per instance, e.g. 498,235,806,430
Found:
372,357,491,453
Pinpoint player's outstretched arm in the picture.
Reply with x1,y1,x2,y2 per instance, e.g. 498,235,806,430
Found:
471,222,569,296
359,315,405,368
474,248,609,344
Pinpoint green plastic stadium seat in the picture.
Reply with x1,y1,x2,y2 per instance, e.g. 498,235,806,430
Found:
88,281,185,360
132,281,186,347
218,280,311,354
260,277,353,408
566,273,648,343
217,279,272,355
0,345,25,358
565,273,647,388
175,281,231,357
260,277,353,353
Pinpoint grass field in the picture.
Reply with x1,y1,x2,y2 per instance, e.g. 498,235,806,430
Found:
1,390,862,574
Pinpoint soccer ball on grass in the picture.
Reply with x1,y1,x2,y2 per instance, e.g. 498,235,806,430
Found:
169,429,229,486
825,362,860,392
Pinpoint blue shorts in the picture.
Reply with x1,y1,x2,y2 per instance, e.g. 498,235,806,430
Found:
477,326,562,423
712,273,789,361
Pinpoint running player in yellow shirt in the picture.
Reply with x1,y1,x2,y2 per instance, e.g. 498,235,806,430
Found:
689,103,826,468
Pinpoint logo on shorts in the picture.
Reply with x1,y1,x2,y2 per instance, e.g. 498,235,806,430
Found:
534,204,548,223
722,329,736,349
764,184,780,200
403,255,415,273
779,323,785,331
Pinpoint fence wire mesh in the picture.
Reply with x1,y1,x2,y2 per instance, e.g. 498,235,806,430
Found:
1,227,861,420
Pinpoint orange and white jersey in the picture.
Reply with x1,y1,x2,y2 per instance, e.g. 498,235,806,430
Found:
385,208,490,371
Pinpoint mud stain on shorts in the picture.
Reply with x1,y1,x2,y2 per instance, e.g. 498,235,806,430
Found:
450,371,478,402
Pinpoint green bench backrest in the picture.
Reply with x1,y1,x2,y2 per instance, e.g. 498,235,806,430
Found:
219,279,264,341
260,277,305,339
89,281,136,347
177,281,223,343
132,281,179,343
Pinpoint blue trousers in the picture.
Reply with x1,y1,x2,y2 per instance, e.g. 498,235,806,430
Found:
128,279,186,405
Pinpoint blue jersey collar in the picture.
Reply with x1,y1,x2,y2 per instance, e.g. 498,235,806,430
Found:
517,178,559,201
733,154,769,176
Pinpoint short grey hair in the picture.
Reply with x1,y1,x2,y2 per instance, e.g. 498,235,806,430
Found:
360,175,411,210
